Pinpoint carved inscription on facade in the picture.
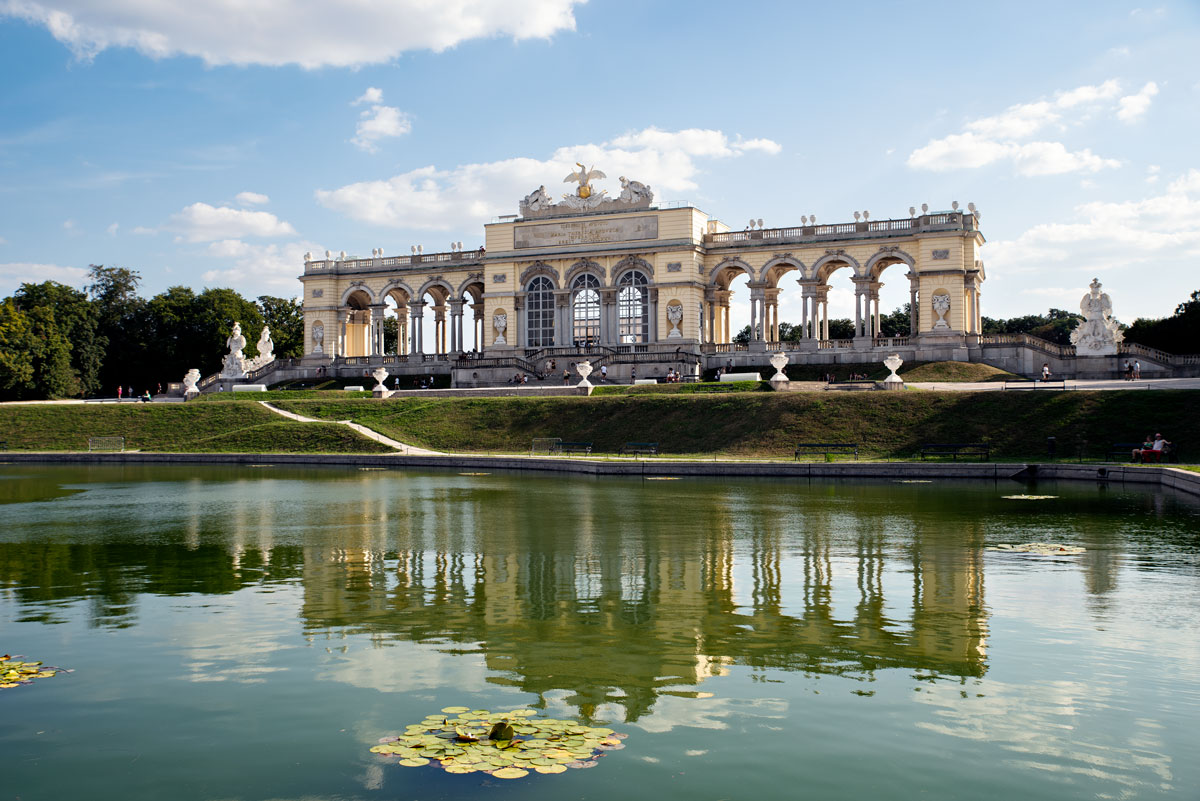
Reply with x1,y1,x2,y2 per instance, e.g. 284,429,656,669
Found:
932,249,950,260
514,216,658,249
666,262,682,273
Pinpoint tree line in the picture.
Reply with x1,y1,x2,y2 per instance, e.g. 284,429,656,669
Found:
733,293,1199,352
0,265,303,400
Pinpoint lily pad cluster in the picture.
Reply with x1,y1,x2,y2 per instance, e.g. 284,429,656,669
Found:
0,655,62,689
987,543,1085,555
1002,494,1059,500
370,707,627,779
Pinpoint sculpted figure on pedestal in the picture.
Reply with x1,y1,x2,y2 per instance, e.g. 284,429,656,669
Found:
1070,278,1124,355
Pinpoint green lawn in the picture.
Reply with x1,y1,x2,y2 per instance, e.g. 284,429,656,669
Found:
272,390,1195,460
0,403,390,453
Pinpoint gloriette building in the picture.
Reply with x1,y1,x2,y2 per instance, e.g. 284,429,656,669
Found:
294,166,1004,385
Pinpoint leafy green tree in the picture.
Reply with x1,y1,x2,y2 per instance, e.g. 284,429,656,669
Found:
982,307,1083,346
257,295,304,358
879,304,911,337
87,265,151,393
1124,290,1200,354
14,281,106,396
0,299,36,399
383,315,399,354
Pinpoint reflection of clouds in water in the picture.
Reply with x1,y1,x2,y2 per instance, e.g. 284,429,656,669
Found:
914,680,1173,794
318,640,491,693
176,589,297,684
630,695,788,734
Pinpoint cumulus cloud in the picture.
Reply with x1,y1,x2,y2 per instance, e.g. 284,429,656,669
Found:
985,169,1200,290
166,202,297,243
235,191,269,206
106,222,119,236
0,262,89,295
0,0,585,68
908,80,1130,175
1116,81,1159,122
351,88,412,153
317,127,782,230
201,238,322,294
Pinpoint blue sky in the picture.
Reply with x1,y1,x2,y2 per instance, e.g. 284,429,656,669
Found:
1,0,1198,333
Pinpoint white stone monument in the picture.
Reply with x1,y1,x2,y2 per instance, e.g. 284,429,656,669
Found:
931,293,951,330
768,352,790,390
371,367,389,394
493,312,507,346
882,354,904,390
666,303,684,339
220,322,247,379
576,360,594,388
1070,278,1124,356
182,368,201,398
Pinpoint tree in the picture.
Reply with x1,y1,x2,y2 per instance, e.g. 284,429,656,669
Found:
879,304,911,337
1124,290,1200,354
982,308,1083,347
14,281,106,396
383,316,399,354
257,295,304,358
87,265,150,393
0,299,35,399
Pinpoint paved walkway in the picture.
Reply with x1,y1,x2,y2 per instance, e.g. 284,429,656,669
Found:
258,401,443,455
906,377,1200,392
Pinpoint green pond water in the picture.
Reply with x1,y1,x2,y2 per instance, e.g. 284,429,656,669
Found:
1,464,1198,800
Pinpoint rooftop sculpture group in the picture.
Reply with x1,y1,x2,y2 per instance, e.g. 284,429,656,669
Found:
520,163,653,218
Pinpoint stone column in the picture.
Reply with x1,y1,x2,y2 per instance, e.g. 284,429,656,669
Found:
869,283,882,340
764,288,780,342
448,300,464,354
649,287,659,344
409,301,424,356
472,303,483,352
599,289,616,345
370,304,387,356
908,273,919,336
554,291,570,347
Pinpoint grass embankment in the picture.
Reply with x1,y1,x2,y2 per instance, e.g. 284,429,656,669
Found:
705,361,1020,383
0,403,391,453
272,390,1194,460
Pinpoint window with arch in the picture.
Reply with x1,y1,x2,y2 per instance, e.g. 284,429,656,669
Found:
571,273,601,345
525,276,555,347
618,270,649,343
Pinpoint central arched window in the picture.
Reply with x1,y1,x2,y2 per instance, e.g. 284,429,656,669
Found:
571,274,600,346
618,270,649,343
525,276,555,347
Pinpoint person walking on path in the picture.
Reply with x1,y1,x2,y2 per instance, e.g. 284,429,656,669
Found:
1134,360,1141,380
1041,363,1051,380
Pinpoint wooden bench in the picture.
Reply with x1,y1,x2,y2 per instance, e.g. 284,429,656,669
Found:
1127,442,1180,463
794,443,859,461
1003,379,1067,390
1107,442,1145,462
556,441,593,455
919,443,990,461
621,442,659,456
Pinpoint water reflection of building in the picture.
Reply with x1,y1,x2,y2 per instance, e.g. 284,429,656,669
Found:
294,485,990,721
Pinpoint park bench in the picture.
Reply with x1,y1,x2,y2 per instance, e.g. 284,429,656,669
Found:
1125,441,1181,463
1107,442,1145,462
621,442,659,456
1003,379,1067,390
794,443,859,461
919,443,990,461
556,441,593,455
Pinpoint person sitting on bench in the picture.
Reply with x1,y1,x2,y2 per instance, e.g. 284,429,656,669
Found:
1136,433,1170,463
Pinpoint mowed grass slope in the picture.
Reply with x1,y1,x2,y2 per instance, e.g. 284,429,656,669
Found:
273,390,1194,459
0,403,391,453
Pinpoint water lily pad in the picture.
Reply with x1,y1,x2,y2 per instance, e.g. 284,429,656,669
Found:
441,706,470,714
398,758,430,767
492,767,529,779
535,764,568,774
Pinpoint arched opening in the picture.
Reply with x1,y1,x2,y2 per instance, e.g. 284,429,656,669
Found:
762,261,802,343
343,289,372,357
709,262,752,344
459,282,485,353
413,284,451,357
617,270,649,343
867,259,918,340
383,287,410,356
571,273,601,346
525,276,555,347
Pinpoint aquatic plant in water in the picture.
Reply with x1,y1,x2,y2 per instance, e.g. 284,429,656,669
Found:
0,655,65,689
370,707,628,778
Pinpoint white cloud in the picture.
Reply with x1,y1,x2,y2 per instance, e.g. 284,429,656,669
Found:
201,238,322,294
317,127,782,230
166,202,297,243
62,218,81,236
352,104,412,153
909,80,1128,176
106,222,119,236
986,169,1200,282
1116,81,1159,122
235,191,269,206
0,262,89,295
352,87,383,106
1146,164,1160,184
733,137,783,155
0,0,585,67
0,236,7,245
131,226,156,235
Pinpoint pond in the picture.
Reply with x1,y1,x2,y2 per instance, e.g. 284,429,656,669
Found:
1,464,1198,800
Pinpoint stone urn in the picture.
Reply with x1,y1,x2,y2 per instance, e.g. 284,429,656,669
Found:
882,354,904,390
576,360,594,388
372,367,389,394
182,368,201,398
768,352,790,390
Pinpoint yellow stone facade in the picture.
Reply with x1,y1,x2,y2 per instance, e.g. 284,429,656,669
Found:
299,195,984,360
